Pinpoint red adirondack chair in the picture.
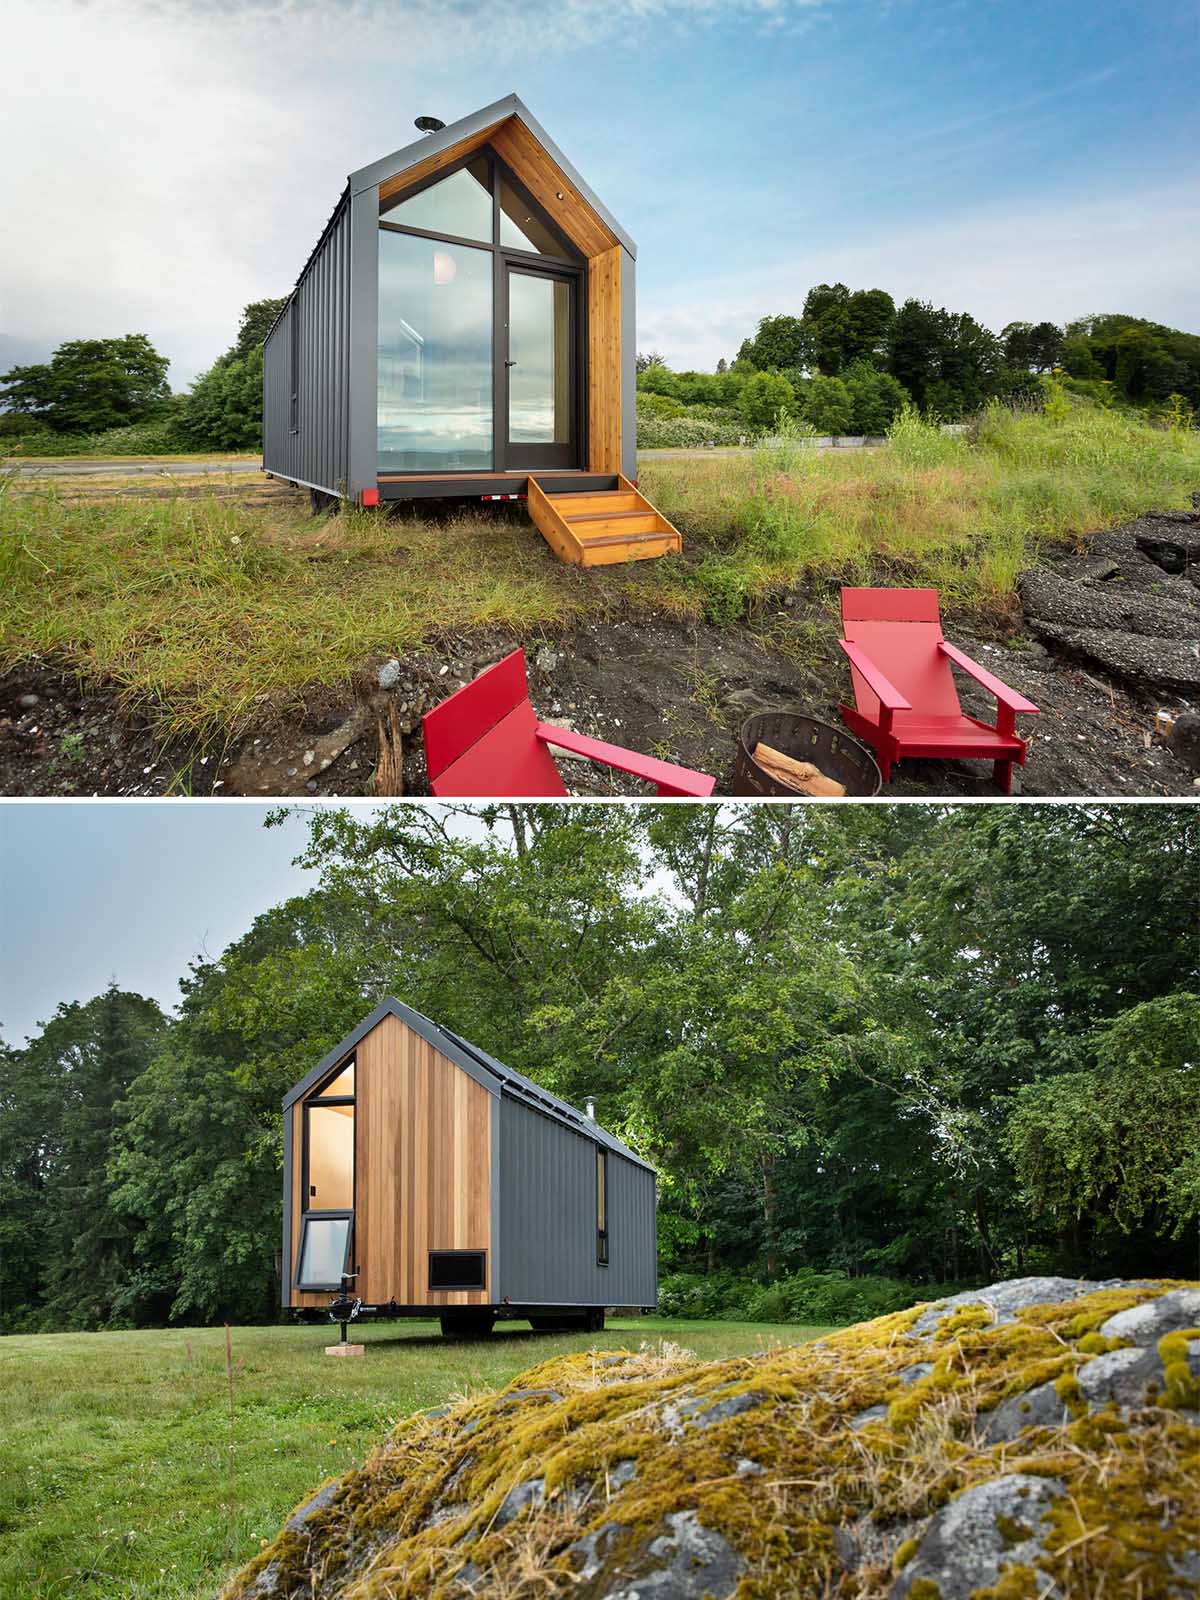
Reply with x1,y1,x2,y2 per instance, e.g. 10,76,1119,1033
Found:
838,588,1038,793
422,649,716,797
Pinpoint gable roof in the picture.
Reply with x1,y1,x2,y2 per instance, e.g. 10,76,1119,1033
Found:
349,93,636,259
283,997,654,1173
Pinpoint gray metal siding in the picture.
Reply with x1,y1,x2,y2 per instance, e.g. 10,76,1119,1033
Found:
262,199,352,496
498,1097,657,1308
280,1107,292,1308
620,248,637,480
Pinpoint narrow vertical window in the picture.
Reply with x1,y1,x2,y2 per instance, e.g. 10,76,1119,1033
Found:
296,1058,355,1290
596,1147,609,1266
289,300,300,433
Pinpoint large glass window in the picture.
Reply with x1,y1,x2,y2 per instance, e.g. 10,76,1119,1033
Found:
380,157,492,243
307,1102,354,1208
378,231,493,471
296,1215,352,1289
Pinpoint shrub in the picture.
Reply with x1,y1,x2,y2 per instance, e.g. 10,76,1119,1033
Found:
738,371,795,430
799,374,855,435
636,406,748,449
174,345,264,451
636,391,687,418
657,1267,968,1325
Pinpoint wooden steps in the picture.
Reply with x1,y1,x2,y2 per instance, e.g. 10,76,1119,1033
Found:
526,474,683,567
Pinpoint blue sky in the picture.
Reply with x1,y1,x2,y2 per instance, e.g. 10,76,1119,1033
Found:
0,803,322,1045
1,0,1196,384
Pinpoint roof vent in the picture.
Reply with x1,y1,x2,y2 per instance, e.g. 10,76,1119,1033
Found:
414,115,445,135
585,1098,596,1120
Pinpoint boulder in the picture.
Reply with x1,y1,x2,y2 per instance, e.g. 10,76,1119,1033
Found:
221,1280,1200,1600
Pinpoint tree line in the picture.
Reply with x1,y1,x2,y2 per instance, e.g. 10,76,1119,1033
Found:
2,804,1195,1333
0,298,285,451
637,285,1200,436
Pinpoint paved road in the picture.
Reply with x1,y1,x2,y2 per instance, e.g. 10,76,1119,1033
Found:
8,443,892,478
7,458,265,477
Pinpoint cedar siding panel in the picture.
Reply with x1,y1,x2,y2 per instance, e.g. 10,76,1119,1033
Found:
587,245,623,473
287,1013,492,1308
356,1013,492,1306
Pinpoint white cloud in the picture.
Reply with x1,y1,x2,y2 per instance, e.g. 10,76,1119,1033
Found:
637,181,1200,368
0,0,842,385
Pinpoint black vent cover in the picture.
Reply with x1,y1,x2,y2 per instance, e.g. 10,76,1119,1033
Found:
429,1250,486,1290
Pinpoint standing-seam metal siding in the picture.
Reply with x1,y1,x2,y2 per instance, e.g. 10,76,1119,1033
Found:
497,1096,657,1308
262,198,352,497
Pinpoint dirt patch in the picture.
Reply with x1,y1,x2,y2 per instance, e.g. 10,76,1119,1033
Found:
3,589,1192,797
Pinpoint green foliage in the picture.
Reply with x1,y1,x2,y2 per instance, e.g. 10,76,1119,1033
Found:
636,394,746,448
174,345,265,452
736,313,809,373
1007,994,1200,1240
172,296,285,452
737,370,795,429
841,360,911,434
0,415,191,458
0,334,171,434
799,283,896,375
659,1268,962,1324
798,373,854,434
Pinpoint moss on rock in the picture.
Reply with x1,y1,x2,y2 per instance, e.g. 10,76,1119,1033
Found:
221,1280,1200,1600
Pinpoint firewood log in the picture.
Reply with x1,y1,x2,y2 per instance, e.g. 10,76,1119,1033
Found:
752,742,847,796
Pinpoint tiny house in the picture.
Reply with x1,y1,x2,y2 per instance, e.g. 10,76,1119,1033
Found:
263,94,683,565
282,998,657,1335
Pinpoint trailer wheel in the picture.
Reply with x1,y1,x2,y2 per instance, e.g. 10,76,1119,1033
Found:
587,1308,605,1333
439,1309,496,1339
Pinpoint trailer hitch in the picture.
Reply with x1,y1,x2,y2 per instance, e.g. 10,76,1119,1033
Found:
327,1273,361,1347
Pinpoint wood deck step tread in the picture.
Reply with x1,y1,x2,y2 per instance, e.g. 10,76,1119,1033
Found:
565,508,653,524
526,473,683,568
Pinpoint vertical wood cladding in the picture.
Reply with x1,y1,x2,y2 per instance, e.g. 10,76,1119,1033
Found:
587,245,623,473
288,1013,492,1307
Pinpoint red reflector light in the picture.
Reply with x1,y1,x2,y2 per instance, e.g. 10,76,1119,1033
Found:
361,488,380,507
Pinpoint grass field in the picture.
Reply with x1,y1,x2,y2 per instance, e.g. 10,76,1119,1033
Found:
0,1315,829,1600
2,406,1197,741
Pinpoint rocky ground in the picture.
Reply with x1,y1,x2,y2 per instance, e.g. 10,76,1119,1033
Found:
222,1277,1200,1599
3,511,1198,799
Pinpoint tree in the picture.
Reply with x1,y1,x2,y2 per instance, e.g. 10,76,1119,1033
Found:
1007,994,1200,1266
799,374,854,434
0,335,171,434
21,987,170,1328
842,361,910,434
173,346,265,452
716,358,728,375
738,315,809,373
737,371,794,429
233,297,288,359
636,350,667,374
799,285,896,375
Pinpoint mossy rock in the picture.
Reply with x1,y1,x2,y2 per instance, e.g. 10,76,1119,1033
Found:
221,1281,1200,1599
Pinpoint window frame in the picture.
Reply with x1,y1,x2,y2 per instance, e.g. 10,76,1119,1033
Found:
298,1056,356,1289
288,298,300,434
377,148,588,477
294,1209,354,1292
596,1146,609,1267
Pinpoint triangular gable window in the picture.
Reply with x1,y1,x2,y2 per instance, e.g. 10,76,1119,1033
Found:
498,174,578,258
381,156,492,243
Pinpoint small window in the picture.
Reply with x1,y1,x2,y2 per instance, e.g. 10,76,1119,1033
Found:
429,1250,486,1291
289,301,299,433
596,1148,609,1266
296,1213,352,1289
314,1060,354,1099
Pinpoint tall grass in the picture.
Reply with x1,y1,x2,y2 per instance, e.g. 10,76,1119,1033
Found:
2,405,1196,737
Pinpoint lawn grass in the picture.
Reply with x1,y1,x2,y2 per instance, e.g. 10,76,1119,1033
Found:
0,1316,829,1600
2,406,1196,741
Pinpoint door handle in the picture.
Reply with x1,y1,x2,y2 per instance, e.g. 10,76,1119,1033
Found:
505,360,517,367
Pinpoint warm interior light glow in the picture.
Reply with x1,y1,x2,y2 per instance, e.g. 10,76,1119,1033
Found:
433,251,457,285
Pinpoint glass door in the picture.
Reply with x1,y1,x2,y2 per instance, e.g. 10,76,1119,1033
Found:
502,265,579,470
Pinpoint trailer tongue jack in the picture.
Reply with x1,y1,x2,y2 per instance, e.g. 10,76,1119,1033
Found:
325,1273,364,1357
